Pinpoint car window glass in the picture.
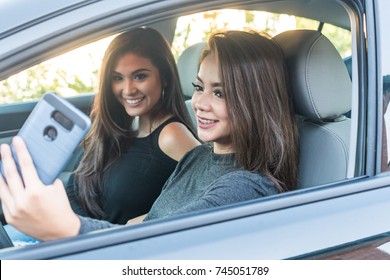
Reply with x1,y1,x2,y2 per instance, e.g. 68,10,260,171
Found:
172,9,351,60
0,36,114,104
378,0,390,172
321,23,352,59
0,9,352,106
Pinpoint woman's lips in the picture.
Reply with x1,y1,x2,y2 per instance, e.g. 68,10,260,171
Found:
125,97,144,106
197,116,218,128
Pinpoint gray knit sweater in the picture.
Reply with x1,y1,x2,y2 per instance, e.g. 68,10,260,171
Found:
78,145,277,234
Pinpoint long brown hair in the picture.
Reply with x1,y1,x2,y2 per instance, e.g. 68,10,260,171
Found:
200,30,298,192
75,27,196,218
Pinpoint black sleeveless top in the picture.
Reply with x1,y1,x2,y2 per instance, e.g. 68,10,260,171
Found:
66,117,179,224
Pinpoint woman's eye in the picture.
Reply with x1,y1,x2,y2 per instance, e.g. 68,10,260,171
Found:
134,73,147,80
214,91,224,98
112,75,123,82
192,82,203,92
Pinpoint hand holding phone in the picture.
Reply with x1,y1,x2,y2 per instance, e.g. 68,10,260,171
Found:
0,92,91,184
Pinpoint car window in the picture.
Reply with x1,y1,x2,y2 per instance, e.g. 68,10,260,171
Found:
0,9,352,106
321,23,352,58
379,0,390,172
172,9,351,59
0,36,114,104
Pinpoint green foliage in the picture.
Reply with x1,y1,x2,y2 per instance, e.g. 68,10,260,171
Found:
322,23,352,58
0,63,97,104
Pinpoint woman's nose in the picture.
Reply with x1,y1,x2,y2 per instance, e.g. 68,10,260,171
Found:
193,92,211,112
123,80,135,95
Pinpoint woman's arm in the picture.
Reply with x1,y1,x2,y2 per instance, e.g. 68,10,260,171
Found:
0,136,81,241
170,171,278,216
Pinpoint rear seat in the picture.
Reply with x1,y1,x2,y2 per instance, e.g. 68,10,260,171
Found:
177,42,206,127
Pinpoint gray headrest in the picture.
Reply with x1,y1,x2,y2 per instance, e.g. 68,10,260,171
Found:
177,42,206,99
273,30,351,119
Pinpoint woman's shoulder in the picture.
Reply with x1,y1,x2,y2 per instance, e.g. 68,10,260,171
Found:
211,170,278,195
170,145,210,172
217,170,271,183
158,119,201,162
181,144,210,158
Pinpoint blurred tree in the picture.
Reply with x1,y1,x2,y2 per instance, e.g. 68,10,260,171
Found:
0,63,97,103
322,23,352,57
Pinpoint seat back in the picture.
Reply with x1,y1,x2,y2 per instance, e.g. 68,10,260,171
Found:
273,30,352,188
177,42,206,127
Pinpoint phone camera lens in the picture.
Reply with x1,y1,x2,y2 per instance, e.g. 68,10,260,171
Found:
43,126,57,141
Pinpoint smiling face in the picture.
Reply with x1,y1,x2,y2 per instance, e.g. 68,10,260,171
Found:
191,53,232,154
111,53,163,120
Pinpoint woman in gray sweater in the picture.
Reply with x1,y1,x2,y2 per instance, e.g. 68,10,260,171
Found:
0,30,298,241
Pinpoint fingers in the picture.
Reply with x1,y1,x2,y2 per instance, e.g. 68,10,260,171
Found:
12,136,42,188
0,166,13,211
0,142,25,196
0,145,18,219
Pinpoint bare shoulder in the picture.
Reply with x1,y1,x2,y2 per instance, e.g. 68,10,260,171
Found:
158,122,200,161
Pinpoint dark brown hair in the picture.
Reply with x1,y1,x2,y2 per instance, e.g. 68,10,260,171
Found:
75,27,196,218
200,30,298,192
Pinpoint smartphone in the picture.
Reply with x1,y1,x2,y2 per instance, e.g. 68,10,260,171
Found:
0,92,91,184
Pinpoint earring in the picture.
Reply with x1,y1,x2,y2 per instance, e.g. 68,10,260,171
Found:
162,89,165,99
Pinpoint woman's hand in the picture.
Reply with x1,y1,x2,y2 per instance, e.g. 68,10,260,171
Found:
0,136,80,241
126,214,147,225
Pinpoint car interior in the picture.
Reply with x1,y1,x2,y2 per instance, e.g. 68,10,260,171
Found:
0,0,364,256
1,0,356,206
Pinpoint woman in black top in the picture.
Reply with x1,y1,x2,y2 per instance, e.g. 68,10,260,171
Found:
66,27,200,223
66,116,183,224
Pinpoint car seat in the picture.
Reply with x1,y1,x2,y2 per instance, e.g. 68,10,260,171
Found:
273,30,352,188
177,42,206,127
